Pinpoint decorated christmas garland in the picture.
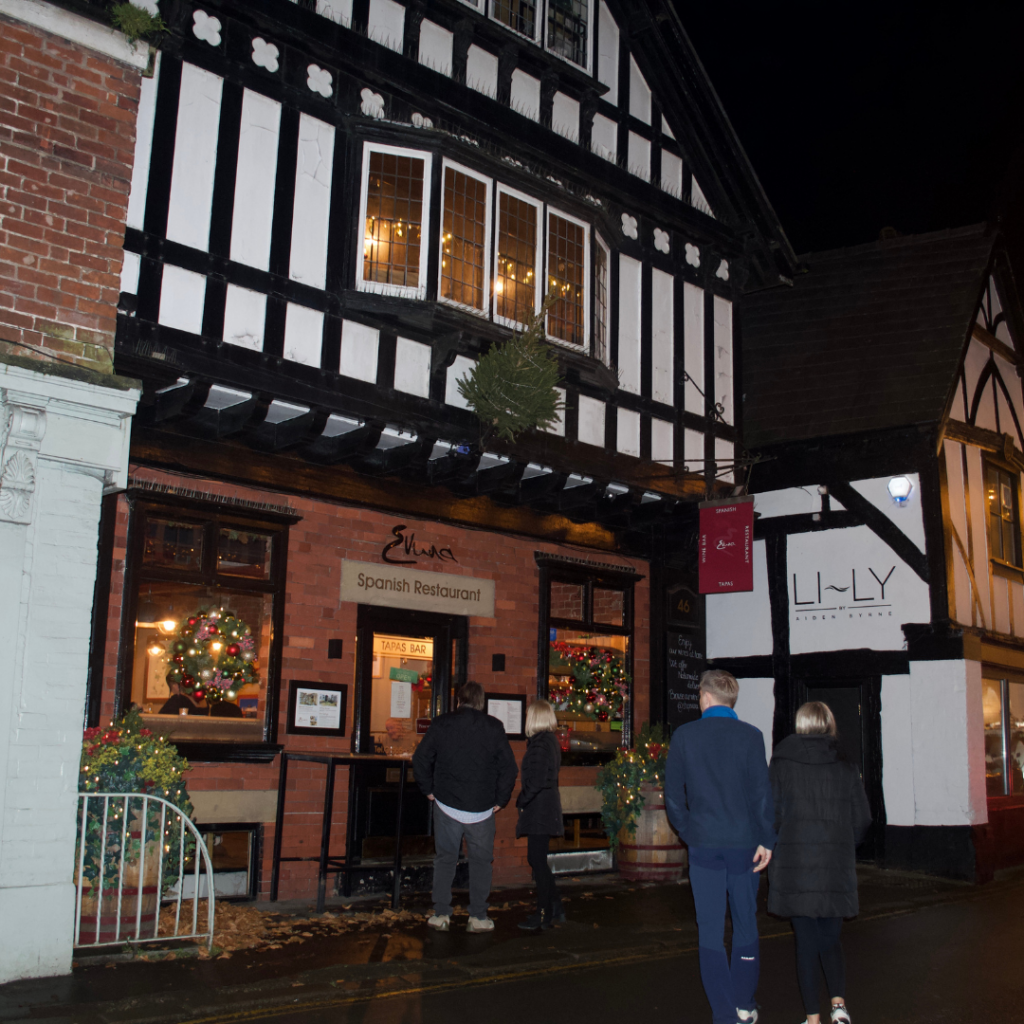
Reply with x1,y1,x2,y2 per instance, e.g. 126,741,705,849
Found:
165,607,259,703
548,640,630,722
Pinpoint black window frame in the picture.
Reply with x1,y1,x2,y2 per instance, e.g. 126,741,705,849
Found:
984,456,1024,575
117,494,298,763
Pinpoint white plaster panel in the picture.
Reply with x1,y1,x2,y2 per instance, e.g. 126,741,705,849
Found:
340,320,380,383
683,427,703,473
628,56,651,123
119,250,140,295
963,338,989,415
617,256,641,395
166,63,223,251
222,285,266,351
910,660,987,826
367,0,405,51
445,354,475,408
942,441,974,627
616,407,640,457
850,474,926,550
787,526,931,654
125,50,161,231
706,539,772,659
880,674,915,826
713,295,733,424
545,387,566,436
466,45,498,98
715,437,734,484
552,92,579,142
229,89,282,271
394,337,432,398
993,573,1011,635
691,177,713,218
289,114,335,289
627,132,650,181
947,376,968,423
975,376,998,432
964,444,991,629
651,268,673,405
651,417,673,465
590,113,617,162
596,1,618,105
661,150,683,199
754,487,818,519
683,282,704,416
994,351,1024,440
510,69,540,120
283,303,324,368
418,19,453,76
661,113,675,139
158,265,206,335
734,677,775,764
577,395,605,447
316,0,353,25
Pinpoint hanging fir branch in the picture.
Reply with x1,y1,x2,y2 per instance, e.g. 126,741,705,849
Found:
457,294,564,442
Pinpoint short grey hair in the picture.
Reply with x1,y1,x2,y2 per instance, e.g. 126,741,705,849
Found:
699,669,739,708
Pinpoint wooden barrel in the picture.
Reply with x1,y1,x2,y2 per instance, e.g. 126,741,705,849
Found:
77,837,161,944
616,784,686,882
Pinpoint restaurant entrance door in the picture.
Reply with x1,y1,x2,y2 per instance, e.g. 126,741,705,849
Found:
349,606,467,864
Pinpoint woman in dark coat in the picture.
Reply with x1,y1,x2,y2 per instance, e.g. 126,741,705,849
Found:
768,701,872,1024
516,699,565,931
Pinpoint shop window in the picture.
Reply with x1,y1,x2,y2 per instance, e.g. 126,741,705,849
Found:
360,144,431,296
546,0,589,68
546,210,588,347
538,557,638,760
125,503,289,745
982,677,1024,796
985,460,1023,569
440,163,490,311
495,187,540,326
594,235,609,365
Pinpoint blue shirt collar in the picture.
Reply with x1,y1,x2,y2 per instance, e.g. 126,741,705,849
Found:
702,705,738,720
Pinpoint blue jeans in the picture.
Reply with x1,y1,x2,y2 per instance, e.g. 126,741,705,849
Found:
689,846,761,1024
431,805,495,919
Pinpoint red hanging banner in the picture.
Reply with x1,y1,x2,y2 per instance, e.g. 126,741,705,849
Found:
698,496,755,594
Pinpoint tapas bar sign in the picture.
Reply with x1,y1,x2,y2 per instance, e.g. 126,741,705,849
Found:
698,497,755,594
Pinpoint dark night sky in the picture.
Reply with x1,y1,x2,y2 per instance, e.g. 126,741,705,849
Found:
677,3,1024,257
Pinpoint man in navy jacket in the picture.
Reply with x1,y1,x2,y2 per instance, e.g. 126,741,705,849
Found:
665,670,775,1024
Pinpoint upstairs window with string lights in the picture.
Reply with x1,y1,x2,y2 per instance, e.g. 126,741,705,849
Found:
546,209,588,348
359,143,432,298
985,458,1024,574
439,161,491,312
123,502,292,747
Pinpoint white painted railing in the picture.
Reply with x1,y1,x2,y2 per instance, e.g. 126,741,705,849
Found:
74,793,214,950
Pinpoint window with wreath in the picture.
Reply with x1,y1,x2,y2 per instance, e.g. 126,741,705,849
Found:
985,459,1023,570
124,503,290,744
537,555,638,762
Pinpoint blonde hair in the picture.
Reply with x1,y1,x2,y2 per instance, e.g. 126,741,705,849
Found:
699,669,739,708
526,699,558,737
795,701,837,737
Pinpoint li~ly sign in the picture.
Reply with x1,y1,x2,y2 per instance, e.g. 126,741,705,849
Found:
698,497,754,594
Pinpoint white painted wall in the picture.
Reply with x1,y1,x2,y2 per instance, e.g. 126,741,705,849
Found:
125,51,161,231
466,45,498,98
651,418,673,465
394,338,432,398
577,395,605,447
881,661,988,828
713,296,733,424
706,539,773,659
590,113,617,162
850,473,925,549
683,282,704,416
289,114,335,289
661,150,682,199
418,19,452,76
596,1,618,104
734,677,775,764
616,407,639,457
229,90,281,271
628,56,651,124
0,362,138,985
367,0,404,51
650,268,673,405
340,320,379,383
627,132,650,180
551,92,579,142
754,486,819,518
617,256,641,395
283,303,324,367
510,69,540,120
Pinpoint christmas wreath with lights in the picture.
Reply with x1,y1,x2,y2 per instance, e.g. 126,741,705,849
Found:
165,607,258,703
548,640,630,722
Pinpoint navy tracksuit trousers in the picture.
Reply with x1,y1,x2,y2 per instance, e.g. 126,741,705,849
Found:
689,846,761,1024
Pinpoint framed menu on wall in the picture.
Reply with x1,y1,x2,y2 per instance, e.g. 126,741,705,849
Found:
486,693,526,740
286,681,347,737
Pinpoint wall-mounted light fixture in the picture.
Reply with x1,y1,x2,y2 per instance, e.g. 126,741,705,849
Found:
887,476,913,505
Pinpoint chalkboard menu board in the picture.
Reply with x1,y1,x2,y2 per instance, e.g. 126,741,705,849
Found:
666,632,706,732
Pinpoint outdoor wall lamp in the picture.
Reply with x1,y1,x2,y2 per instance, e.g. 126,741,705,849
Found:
888,476,913,505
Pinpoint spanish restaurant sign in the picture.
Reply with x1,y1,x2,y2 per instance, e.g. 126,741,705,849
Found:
340,560,495,617
698,497,755,594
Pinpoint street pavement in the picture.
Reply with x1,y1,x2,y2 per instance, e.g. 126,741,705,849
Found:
2,866,1022,1024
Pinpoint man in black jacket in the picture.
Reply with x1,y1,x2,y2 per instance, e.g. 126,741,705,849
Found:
412,681,517,932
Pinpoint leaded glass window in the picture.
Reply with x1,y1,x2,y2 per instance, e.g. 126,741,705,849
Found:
363,151,425,289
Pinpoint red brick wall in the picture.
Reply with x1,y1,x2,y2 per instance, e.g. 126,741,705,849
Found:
0,13,140,372
98,466,652,898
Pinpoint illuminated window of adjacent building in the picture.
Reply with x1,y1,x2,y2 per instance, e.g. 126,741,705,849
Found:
361,146,428,293
493,0,536,38
440,164,489,311
546,211,587,347
594,235,610,364
985,459,1022,568
981,677,1024,796
495,189,538,325
546,0,588,68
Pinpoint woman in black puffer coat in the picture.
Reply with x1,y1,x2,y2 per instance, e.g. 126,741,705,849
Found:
516,699,565,931
769,702,872,1024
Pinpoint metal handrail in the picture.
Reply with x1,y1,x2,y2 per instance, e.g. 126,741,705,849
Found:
74,793,214,950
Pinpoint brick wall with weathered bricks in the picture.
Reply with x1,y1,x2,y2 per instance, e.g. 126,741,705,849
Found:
98,466,651,896
0,12,140,372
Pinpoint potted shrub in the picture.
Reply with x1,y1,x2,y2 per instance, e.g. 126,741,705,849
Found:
595,724,686,882
76,707,194,941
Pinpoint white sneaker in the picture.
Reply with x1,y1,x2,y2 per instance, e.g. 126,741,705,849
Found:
830,1006,852,1024
466,915,495,933
736,1011,758,1023
426,914,450,931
